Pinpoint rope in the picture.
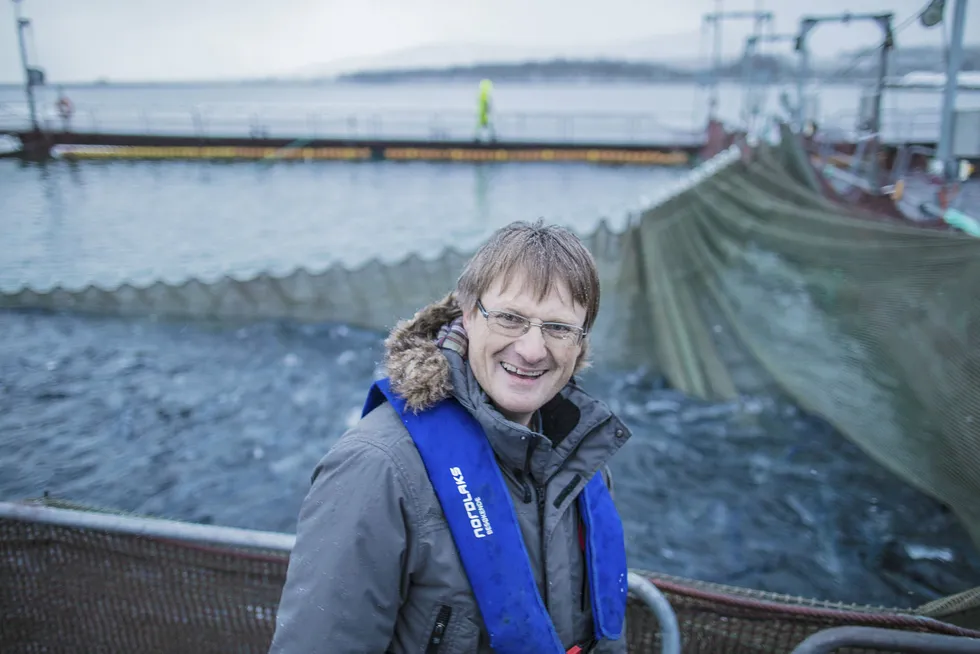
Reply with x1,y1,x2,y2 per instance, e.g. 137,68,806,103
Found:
819,1,939,83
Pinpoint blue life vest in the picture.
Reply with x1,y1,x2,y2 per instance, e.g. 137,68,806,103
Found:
363,377,628,653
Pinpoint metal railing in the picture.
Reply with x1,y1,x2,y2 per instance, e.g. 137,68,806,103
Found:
0,104,705,145
0,100,951,147
790,626,980,653
626,571,681,654
5,500,978,653
0,500,682,654
819,107,942,144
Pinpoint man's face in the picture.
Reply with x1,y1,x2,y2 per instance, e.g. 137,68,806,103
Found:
462,271,587,427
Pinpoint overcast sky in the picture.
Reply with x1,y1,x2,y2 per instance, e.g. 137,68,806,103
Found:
0,0,975,83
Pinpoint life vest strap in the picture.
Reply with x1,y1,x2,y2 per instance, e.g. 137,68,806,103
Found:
362,378,627,653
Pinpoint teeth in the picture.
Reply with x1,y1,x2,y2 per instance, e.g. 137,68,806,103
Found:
501,362,545,378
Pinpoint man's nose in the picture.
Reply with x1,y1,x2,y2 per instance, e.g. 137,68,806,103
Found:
513,326,548,364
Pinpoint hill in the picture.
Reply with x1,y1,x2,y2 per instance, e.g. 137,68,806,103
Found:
334,47,980,84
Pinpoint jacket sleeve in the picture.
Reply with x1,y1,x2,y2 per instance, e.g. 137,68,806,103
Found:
269,437,415,654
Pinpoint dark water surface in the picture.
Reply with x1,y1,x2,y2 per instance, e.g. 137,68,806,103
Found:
1,309,978,609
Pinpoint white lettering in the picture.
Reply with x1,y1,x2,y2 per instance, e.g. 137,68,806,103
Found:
475,497,493,536
450,466,493,539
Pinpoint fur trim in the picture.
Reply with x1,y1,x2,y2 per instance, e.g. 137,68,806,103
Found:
383,292,461,412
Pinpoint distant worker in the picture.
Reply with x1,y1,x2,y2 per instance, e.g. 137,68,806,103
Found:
476,78,495,141
56,86,74,132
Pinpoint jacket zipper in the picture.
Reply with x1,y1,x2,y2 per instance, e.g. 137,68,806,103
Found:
535,480,549,610
517,435,549,610
426,604,452,653
514,434,538,504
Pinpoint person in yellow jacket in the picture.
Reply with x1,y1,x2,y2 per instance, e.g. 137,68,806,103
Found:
476,79,495,141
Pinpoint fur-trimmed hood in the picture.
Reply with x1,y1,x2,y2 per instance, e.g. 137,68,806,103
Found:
382,292,463,412
382,292,592,413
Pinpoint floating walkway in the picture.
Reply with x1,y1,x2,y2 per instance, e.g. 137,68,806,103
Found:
9,129,946,169
13,131,700,166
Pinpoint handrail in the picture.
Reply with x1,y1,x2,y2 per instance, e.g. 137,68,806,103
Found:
0,500,297,552
790,626,980,653
2,103,946,145
820,107,942,143
0,500,682,651
0,103,706,144
627,571,682,654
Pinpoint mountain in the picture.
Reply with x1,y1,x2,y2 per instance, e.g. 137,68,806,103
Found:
331,44,980,85
284,31,980,83
338,60,701,84
287,30,717,80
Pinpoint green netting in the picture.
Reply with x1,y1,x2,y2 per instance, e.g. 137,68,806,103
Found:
630,134,980,562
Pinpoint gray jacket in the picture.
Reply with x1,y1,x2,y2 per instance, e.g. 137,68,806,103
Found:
270,303,632,654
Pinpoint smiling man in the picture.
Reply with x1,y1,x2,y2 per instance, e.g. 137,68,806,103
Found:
270,220,633,654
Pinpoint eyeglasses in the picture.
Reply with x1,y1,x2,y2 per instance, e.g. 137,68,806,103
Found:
476,300,587,345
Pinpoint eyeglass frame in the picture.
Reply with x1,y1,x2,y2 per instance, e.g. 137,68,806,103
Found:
475,299,588,345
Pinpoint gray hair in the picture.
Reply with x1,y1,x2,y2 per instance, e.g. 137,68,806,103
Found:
455,220,601,332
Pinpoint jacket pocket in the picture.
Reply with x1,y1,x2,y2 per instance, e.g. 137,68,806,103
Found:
425,604,453,653
424,603,483,653
445,614,480,653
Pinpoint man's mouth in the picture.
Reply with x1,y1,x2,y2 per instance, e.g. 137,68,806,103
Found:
500,362,546,379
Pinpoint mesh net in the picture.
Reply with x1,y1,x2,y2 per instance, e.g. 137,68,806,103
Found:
632,134,980,560
626,572,980,653
2,510,979,654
